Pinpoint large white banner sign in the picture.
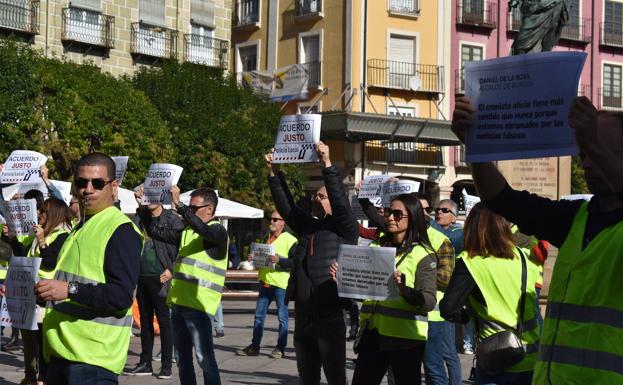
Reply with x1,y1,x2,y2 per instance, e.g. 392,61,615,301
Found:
0,199,38,236
141,164,183,205
464,51,586,162
0,150,47,184
273,114,321,164
0,257,41,330
337,245,397,301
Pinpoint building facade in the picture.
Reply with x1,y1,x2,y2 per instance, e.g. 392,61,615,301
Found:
232,0,459,204
451,0,623,203
0,0,232,75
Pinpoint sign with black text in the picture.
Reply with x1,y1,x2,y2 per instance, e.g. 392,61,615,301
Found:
337,245,397,301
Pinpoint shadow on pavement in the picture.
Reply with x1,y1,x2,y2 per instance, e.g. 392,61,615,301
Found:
218,369,299,385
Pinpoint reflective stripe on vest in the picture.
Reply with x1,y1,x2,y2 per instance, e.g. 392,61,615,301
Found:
172,272,224,293
43,207,143,375
258,232,297,290
52,302,132,327
167,220,228,315
179,257,227,277
360,303,427,322
533,202,623,385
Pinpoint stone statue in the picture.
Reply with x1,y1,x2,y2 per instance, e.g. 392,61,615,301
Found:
510,0,569,54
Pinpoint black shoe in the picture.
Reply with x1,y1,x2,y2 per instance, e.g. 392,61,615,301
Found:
157,367,172,379
124,362,153,376
215,330,225,338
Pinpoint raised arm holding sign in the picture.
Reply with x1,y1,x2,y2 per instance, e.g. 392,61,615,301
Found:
141,163,183,205
0,150,47,184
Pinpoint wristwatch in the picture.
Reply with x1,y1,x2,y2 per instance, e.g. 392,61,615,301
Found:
68,282,79,298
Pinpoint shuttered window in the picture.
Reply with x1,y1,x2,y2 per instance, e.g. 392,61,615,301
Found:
191,0,215,29
70,0,100,10
300,34,319,64
140,0,165,26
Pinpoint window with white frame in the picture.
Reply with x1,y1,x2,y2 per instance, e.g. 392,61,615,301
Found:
238,44,258,72
388,34,416,89
459,44,483,91
604,0,623,42
603,63,622,108
300,33,321,86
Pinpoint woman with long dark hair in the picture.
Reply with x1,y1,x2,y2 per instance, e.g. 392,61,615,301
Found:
332,193,437,385
22,197,71,385
440,203,541,385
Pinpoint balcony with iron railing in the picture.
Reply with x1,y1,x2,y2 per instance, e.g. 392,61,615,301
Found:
600,22,623,48
0,0,39,35
599,87,623,110
184,34,228,68
455,68,466,95
234,0,259,29
366,141,442,167
387,0,419,16
559,17,591,43
456,1,496,29
131,22,177,60
296,0,322,19
61,7,114,49
367,59,444,93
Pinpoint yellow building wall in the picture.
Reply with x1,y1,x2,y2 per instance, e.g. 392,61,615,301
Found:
360,0,440,119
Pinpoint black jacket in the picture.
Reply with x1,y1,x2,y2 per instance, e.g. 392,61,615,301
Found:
135,208,185,272
269,166,359,324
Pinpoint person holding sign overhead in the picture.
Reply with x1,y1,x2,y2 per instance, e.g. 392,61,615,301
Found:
266,141,358,385
331,193,437,385
137,185,228,385
451,96,623,385
237,210,297,359
35,152,143,385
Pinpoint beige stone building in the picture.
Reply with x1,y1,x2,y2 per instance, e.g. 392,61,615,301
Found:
0,0,232,75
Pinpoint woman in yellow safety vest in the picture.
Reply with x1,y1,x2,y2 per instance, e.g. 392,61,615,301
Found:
331,193,438,385
22,197,72,385
440,203,541,385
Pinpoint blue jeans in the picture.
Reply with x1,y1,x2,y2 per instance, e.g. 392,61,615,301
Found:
211,303,224,333
424,321,462,385
463,320,474,351
46,356,117,385
172,305,221,385
475,366,533,385
251,285,288,350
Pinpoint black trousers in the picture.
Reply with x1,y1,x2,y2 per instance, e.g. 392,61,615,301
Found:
136,275,173,369
294,316,347,385
351,329,425,385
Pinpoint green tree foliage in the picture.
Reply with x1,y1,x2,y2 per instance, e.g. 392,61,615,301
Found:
0,40,175,188
132,61,303,209
571,155,589,194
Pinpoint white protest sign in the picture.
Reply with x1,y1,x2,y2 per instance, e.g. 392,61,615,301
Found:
337,245,397,301
250,242,276,269
464,51,586,162
358,175,393,200
112,156,129,186
381,180,421,208
0,257,41,330
462,189,480,217
141,164,183,205
3,180,72,206
273,114,321,164
0,199,38,236
0,150,47,184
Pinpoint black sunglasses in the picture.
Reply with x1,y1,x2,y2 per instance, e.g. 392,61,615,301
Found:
383,209,408,221
422,206,434,215
270,217,284,222
188,204,211,213
435,207,456,216
75,177,113,190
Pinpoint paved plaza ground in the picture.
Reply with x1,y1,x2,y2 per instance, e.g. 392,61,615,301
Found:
0,302,476,384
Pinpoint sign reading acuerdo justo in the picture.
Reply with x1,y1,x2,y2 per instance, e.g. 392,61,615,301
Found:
273,114,322,164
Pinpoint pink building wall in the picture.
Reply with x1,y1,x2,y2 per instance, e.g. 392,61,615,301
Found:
450,0,623,114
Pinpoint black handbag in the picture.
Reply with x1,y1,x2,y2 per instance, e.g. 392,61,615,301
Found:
475,248,528,375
